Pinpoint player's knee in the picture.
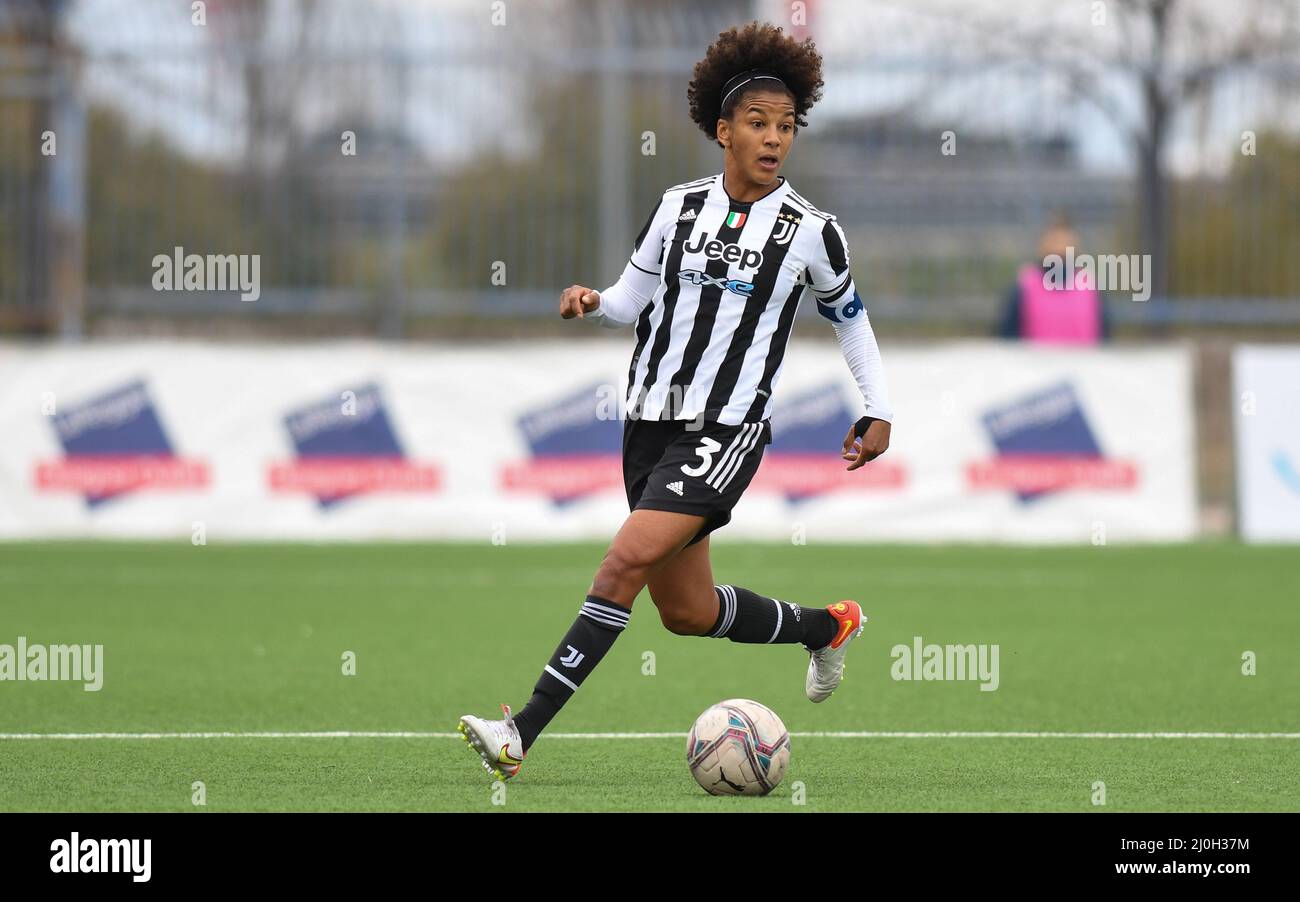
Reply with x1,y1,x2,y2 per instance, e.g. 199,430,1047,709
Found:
592,544,654,598
658,604,713,637
658,607,695,635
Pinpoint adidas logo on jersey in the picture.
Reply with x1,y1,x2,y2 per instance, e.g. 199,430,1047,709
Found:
666,480,684,496
677,209,697,222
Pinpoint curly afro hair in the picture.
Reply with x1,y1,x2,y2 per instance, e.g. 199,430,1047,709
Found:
687,21,825,149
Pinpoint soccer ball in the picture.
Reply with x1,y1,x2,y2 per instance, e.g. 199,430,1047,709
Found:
686,698,791,796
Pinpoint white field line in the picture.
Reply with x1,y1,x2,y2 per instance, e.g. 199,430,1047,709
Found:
0,731,1298,740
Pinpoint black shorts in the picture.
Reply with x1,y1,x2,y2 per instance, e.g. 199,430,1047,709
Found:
622,417,772,546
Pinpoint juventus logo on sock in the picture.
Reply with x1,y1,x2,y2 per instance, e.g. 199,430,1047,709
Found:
536,597,630,695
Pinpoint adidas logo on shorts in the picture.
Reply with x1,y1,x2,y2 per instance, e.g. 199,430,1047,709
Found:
666,480,684,496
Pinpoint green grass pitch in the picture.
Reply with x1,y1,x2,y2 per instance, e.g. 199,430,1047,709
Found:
0,541,1296,812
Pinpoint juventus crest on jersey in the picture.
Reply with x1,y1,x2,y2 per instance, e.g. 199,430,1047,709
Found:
620,172,865,426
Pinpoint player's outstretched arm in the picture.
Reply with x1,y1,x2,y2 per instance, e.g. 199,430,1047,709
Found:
806,220,893,470
813,289,893,471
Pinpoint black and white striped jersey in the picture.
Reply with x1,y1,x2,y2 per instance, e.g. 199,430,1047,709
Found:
590,171,891,427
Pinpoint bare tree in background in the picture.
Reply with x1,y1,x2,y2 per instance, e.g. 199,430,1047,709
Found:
945,0,1300,300
211,0,322,217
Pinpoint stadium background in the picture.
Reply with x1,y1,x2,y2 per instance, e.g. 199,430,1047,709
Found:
1,0,1298,812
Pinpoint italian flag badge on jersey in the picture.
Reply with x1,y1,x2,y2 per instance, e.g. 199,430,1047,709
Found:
725,211,747,229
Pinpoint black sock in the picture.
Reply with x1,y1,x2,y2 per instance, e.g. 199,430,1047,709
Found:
512,595,630,751
706,585,837,650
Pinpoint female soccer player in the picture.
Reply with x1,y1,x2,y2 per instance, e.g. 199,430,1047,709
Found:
459,21,892,780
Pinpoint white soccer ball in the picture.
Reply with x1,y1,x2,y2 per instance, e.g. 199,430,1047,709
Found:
686,698,791,796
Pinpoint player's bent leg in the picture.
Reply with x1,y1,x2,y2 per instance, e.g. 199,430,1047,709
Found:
646,538,868,703
458,509,705,779
642,528,859,656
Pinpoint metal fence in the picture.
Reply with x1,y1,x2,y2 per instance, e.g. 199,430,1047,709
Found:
2,0,1299,336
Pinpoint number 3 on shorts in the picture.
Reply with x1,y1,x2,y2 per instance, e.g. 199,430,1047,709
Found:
680,437,723,477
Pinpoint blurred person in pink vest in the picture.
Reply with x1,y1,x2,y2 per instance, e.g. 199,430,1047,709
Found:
997,215,1110,343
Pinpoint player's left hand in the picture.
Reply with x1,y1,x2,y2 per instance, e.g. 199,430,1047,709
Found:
842,417,890,470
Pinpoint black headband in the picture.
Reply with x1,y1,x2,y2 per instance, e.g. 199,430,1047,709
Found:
719,68,789,115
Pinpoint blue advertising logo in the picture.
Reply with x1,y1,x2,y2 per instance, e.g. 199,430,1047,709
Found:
505,383,622,504
275,383,437,508
979,381,1103,502
41,380,206,507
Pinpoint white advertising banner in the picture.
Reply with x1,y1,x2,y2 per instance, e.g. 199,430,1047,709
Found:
1233,345,1300,542
0,340,1196,543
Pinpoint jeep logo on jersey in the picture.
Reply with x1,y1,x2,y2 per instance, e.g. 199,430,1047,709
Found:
677,270,755,297
682,232,764,270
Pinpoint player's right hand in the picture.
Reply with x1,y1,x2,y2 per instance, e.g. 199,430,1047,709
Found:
560,285,601,319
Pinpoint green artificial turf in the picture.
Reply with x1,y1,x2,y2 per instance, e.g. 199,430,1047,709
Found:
1,541,1296,811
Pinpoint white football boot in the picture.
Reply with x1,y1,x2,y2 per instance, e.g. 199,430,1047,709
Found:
457,704,526,781
805,600,867,703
